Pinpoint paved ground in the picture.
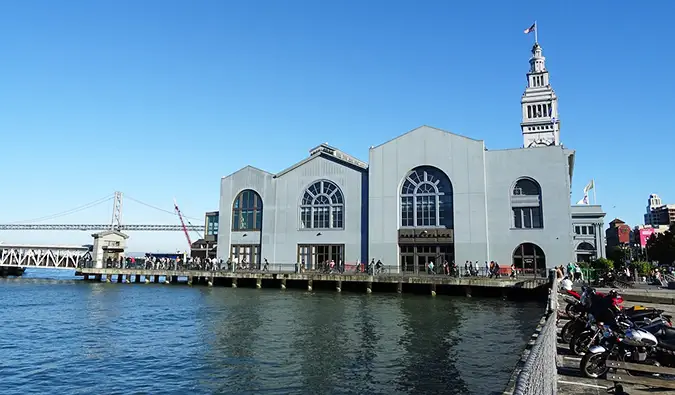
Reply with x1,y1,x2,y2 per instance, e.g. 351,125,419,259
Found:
556,294,675,395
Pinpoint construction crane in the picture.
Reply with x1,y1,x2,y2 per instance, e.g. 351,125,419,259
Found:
173,199,193,250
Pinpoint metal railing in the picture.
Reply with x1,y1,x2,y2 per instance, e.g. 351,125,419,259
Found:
512,271,558,395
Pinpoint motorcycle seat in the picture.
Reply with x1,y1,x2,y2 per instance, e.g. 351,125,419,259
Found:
658,339,675,351
660,327,675,340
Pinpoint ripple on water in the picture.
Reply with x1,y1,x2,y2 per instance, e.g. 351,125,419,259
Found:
0,277,543,395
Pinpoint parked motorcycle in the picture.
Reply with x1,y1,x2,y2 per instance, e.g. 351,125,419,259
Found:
580,320,663,378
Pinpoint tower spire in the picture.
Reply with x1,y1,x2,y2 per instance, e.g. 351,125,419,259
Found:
520,41,560,148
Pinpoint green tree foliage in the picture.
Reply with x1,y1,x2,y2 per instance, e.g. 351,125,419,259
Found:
630,261,654,276
591,257,614,272
646,224,675,265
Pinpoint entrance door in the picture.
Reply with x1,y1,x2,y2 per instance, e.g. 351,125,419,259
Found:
400,244,453,274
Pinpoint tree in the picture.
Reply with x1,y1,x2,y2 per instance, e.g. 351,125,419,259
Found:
630,261,653,276
591,257,614,272
646,225,675,265
606,246,628,269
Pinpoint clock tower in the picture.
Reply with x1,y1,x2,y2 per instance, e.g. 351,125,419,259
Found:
520,42,560,147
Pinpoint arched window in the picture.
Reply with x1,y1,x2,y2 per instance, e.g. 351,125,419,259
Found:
300,180,344,229
577,242,595,251
400,166,453,228
511,178,543,229
232,189,263,231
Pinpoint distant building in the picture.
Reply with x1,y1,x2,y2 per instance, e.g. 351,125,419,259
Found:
571,205,606,262
216,41,603,273
633,224,669,248
606,219,632,251
205,211,219,242
190,211,219,259
644,194,675,226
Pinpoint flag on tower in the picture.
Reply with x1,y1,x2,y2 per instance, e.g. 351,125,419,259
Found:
576,195,589,205
524,23,536,34
583,179,595,194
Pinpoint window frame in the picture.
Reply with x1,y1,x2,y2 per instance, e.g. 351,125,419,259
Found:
399,166,453,229
231,190,263,231
510,177,544,230
299,180,345,230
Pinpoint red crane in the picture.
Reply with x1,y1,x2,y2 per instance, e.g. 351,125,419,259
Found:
174,199,192,250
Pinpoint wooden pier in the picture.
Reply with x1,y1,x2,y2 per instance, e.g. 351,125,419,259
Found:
75,268,549,297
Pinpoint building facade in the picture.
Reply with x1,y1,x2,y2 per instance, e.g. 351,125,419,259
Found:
644,194,675,226
217,42,598,273
571,205,606,262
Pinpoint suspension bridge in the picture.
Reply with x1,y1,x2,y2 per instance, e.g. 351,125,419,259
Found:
0,192,208,273
0,192,205,232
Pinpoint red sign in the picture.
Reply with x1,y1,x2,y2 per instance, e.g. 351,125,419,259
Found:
618,225,631,244
639,228,656,247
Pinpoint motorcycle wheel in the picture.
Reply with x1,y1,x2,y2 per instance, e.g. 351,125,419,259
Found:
560,320,581,344
580,351,609,378
569,330,595,356
565,303,580,318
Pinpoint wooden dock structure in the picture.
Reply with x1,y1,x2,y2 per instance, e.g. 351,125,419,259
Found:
75,268,549,297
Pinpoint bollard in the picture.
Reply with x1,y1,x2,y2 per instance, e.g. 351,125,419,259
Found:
307,279,313,292
336,280,342,293
256,278,262,289
281,279,286,290
430,283,437,297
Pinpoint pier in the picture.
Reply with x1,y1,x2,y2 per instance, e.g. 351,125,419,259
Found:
74,267,549,297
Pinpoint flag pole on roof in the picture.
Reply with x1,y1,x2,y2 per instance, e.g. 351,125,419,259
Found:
524,21,537,43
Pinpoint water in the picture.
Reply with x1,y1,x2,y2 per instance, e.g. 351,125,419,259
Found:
0,270,543,395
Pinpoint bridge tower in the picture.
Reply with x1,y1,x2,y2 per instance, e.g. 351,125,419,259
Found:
111,191,123,230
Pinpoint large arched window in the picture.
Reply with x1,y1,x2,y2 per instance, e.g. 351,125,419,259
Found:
300,180,344,229
232,189,263,231
511,178,543,229
400,166,453,228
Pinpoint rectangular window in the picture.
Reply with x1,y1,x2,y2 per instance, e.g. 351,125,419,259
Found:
513,208,523,228
401,196,413,227
531,208,542,228
589,226,594,235
527,105,532,118
300,207,311,229
231,244,261,265
575,226,580,234
332,206,343,228
523,208,533,228
581,226,587,235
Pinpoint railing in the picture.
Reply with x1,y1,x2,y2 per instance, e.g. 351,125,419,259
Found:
512,271,558,395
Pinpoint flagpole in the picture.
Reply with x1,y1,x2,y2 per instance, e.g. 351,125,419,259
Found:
593,179,597,205
534,21,538,43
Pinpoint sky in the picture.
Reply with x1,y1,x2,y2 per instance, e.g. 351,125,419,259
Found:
0,0,673,251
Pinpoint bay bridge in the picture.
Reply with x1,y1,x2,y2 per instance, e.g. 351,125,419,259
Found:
0,192,208,272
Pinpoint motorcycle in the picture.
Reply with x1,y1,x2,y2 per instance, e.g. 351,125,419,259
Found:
570,312,670,356
580,321,661,378
561,287,624,345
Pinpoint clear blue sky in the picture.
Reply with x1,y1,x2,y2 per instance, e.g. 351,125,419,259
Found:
1,0,673,251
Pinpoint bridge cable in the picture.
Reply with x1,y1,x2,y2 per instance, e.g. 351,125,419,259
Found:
10,195,115,224
124,195,202,221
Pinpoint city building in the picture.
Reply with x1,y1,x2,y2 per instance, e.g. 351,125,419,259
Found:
644,194,675,226
633,224,669,248
571,205,606,262
190,211,219,259
217,42,600,273
605,219,632,251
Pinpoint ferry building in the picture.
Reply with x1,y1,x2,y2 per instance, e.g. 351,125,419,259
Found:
217,43,606,274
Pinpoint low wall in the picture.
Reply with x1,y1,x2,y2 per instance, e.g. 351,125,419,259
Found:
503,272,558,395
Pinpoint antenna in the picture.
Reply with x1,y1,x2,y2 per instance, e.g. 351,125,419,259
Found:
111,191,123,230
